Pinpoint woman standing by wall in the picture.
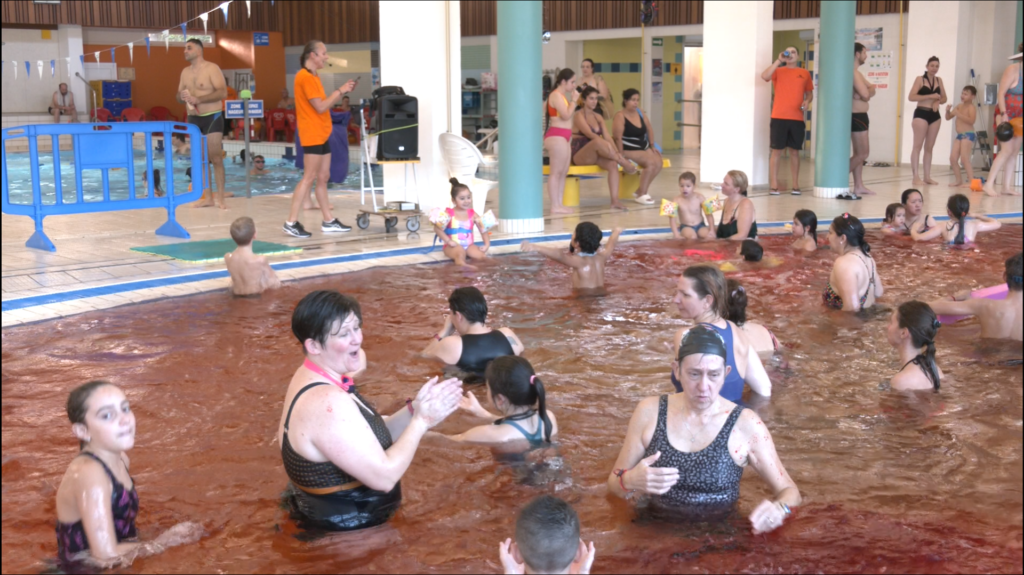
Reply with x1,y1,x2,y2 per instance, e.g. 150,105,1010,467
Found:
907,57,947,186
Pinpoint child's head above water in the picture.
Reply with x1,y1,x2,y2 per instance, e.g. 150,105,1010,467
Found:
1006,252,1023,292
793,209,818,243
449,178,472,209
946,194,971,245
515,495,581,574
572,222,603,255
230,216,256,247
884,203,906,227
485,355,552,443
739,239,763,262
678,171,696,196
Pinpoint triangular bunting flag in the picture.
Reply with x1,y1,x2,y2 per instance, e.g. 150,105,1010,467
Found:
94,51,101,63
37,60,43,79
50,59,55,78
65,57,71,76
180,24,187,40
145,36,151,57
246,1,251,17
79,54,85,70
109,48,115,64
128,42,134,64
25,60,31,79
13,61,18,80
200,12,209,35
220,2,230,21
163,30,170,52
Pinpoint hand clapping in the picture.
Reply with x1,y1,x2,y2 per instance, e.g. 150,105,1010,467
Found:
412,377,463,428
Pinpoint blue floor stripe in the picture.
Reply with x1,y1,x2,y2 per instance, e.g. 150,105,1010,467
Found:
3,216,1020,313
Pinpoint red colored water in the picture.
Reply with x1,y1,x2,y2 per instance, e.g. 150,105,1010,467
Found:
3,227,1022,574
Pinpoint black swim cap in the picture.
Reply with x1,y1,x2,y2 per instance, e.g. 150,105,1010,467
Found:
676,325,728,362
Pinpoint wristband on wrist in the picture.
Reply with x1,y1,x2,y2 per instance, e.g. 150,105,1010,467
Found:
614,467,634,494
406,398,415,415
776,501,792,516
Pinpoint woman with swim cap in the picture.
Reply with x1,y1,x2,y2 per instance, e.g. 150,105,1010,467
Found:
824,214,884,312
670,265,772,400
609,326,801,531
55,382,203,567
886,301,943,391
278,290,463,531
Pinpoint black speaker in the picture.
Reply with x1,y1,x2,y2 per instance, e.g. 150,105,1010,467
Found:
375,93,418,160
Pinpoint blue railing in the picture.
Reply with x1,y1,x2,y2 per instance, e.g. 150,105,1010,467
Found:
1,122,208,251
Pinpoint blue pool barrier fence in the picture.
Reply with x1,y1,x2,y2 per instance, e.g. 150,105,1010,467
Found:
1,122,208,251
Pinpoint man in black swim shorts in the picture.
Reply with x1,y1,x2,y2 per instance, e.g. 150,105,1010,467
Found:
177,38,228,209
847,42,876,199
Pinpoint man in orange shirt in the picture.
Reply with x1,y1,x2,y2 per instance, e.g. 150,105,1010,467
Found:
761,46,813,196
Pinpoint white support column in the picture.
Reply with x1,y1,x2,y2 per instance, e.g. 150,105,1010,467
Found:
379,1,461,211
700,1,773,189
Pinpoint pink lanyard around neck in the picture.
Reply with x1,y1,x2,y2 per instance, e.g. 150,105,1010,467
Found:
302,358,353,392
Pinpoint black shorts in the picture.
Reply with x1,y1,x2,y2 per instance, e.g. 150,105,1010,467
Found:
187,112,225,136
302,141,331,155
48,107,71,116
770,118,805,150
913,107,941,125
852,112,870,133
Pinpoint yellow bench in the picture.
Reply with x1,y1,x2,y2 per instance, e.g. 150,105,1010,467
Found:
542,159,672,206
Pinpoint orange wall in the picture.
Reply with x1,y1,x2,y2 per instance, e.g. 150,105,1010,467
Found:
84,31,285,116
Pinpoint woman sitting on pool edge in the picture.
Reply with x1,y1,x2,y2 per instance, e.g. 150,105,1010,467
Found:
910,194,1002,245
608,326,801,530
670,265,772,401
824,214,884,312
56,382,203,567
435,356,558,448
423,287,525,383
278,290,463,531
711,170,758,241
887,301,943,391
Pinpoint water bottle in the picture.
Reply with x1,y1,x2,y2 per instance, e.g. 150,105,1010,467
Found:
783,50,791,58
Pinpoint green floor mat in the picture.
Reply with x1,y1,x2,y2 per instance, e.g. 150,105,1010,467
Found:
131,239,300,263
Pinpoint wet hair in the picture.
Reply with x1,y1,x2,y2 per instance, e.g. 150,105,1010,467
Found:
901,188,923,206
676,324,728,362
726,170,749,197
185,167,192,181
67,381,115,450
186,38,204,51
621,88,640,106
854,42,866,55
173,133,187,143
449,177,471,202
291,290,363,352
832,214,870,255
682,265,729,320
725,279,749,326
947,194,970,245
573,221,603,255
555,68,575,86
884,202,904,224
794,209,818,243
678,171,696,185
486,356,552,443
300,40,324,72
239,149,247,163
230,216,256,246
1006,252,1023,292
740,240,763,262
448,286,487,325
515,495,580,574
962,85,977,96
897,301,942,391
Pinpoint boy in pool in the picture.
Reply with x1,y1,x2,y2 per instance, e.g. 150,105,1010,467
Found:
224,216,281,297
945,85,977,188
738,239,763,262
928,252,1023,341
521,223,622,290
498,495,596,575
668,172,711,240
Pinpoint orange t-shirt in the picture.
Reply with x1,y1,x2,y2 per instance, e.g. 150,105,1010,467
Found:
294,68,332,146
771,67,813,121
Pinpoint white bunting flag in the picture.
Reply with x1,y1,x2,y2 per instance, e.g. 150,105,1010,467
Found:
13,61,18,80
128,42,134,64
94,51,101,63
38,60,44,79
220,1,230,21
200,12,209,35
65,57,71,76
50,59,55,78
246,1,251,17
163,30,170,52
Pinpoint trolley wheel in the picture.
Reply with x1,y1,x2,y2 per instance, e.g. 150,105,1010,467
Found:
356,213,370,229
406,217,421,232
385,216,399,233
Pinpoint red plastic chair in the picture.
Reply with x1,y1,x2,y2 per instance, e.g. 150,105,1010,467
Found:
266,109,287,142
232,119,261,141
120,108,146,122
147,106,178,122
92,108,114,122
284,110,297,143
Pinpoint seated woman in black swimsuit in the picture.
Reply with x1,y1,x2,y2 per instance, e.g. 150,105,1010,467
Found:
423,287,525,382
712,170,758,240
824,214,884,312
607,327,801,530
55,382,202,568
572,86,638,211
277,290,463,531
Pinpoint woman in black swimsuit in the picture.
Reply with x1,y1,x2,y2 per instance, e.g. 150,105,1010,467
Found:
572,86,638,211
607,327,801,529
277,290,463,531
55,382,202,568
713,170,758,240
886,301,943,391
902,188,939,240
908,57,947,186
613,88,663,205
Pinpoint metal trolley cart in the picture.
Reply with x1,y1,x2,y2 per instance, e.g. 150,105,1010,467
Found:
358,119,422,234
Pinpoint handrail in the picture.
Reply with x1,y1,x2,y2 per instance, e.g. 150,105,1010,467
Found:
2,121,208,251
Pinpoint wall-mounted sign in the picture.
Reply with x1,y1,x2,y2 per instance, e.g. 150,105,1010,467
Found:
253,32,270,46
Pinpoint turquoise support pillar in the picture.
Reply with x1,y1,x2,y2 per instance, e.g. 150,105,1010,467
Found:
1016,1,1023,49
497,0,543,233
813,1,856,198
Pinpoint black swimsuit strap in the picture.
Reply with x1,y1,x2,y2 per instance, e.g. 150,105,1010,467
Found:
494,409,536,426
284,382,331,431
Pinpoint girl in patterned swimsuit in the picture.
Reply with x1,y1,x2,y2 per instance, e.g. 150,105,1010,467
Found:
434,178,491,268
823,214,884,312
55,382,202,568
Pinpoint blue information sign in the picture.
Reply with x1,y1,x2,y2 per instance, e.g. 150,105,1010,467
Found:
254,32,270,46
225,100,264,119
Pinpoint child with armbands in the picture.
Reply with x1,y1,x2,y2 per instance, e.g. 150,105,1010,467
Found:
498,495,596,575
521,222,622,291
664,172,713,240
881,203,906,235
431,178,496,267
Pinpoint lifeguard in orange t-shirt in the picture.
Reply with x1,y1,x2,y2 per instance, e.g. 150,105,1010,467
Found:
760,46,813,196
281,41,357,239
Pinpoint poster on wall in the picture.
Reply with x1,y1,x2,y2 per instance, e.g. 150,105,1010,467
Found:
652,58,662,77
867,51,893,70
866,70,889,90
371,67,380,89
652,81,662,102
855,28,883,51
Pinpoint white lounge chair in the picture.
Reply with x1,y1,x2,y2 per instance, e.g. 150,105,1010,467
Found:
438,132,497,215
